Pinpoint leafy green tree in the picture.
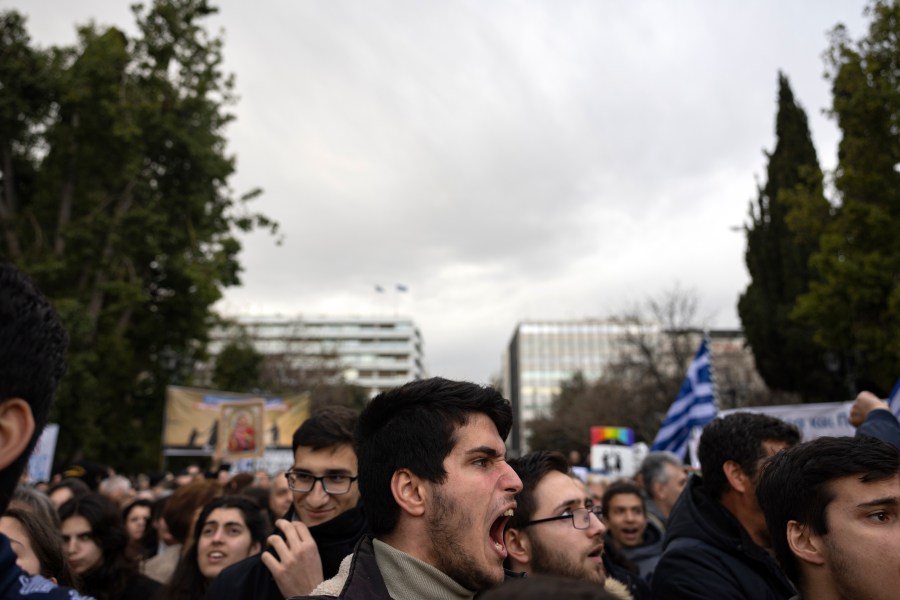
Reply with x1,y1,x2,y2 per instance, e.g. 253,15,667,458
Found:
793,1,900,397
738,73,837,400
212,339,264,393
0,1,275,472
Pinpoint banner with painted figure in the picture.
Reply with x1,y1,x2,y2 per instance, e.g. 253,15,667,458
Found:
163,386,311,457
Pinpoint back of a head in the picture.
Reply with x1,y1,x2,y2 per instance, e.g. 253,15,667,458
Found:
12,484,61,530
356,377,513,536
506,450,569,529
756,435,900,586
292,405,358,453
163,479,223,544
479,574,620,600
0,263,69,512
698,412,800,500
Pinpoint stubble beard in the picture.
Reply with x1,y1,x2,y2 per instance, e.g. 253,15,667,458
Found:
428,485,503,592
530,534,605,585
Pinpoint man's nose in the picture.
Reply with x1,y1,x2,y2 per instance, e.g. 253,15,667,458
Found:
589,511,606,536
501,461,523,495
306,479,330,504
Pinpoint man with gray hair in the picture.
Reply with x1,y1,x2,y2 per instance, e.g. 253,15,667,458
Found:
638,451,686,527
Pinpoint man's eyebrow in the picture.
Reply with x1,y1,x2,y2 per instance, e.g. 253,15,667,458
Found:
465,445,504,458
553,498,582,513
856,496,900,509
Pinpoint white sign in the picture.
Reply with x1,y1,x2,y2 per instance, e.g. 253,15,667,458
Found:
721,401,855,441
27,424,59,483
591,445,636,478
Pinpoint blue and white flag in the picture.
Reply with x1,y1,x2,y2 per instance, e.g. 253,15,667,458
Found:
888,378,900,420
651,337,717,459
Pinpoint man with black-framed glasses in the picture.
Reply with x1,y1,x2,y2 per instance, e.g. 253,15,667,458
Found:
206,406,366,600
502,451,639,598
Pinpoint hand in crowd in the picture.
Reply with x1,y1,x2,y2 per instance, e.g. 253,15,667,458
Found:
261,518,324,597
849,390,891,427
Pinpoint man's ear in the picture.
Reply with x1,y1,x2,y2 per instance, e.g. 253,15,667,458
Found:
503,527,531,566
0,398,35,470
722,460,750,494
787,520,826,567
390,468,426,517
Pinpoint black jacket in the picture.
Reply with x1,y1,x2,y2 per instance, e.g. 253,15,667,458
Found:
651,475,795,600
205,503,367,600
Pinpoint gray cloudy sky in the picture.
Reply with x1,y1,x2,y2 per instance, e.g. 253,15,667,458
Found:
10,1,868,383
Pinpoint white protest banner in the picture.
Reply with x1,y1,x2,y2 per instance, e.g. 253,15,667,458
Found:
27,424,59,483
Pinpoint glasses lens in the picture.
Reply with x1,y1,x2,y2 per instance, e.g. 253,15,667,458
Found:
323,475,350,494
287,472,313,492
574,508,590,530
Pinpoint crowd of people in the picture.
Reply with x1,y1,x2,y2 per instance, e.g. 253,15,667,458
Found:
1,261,899,600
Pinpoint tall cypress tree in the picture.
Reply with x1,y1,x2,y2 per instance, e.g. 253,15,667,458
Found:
793,0,900,396
738,72,837,400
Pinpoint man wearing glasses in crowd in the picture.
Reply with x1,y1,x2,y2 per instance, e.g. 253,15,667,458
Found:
502,451,642,599
207,406,366,599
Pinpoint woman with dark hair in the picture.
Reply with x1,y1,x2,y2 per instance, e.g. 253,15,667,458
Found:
0,508,78,587
122,498,156,561
163,496,267,600
58,493,160,600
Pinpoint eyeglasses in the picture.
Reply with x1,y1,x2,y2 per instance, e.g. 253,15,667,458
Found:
284,470,358,495
520,506,603,530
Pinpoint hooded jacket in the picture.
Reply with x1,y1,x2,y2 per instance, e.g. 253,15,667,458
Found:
205,502,367,600
618,517,664,582
650,476,795,600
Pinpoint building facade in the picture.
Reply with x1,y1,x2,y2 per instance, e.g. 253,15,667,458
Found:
503,319,660,453
199,315,425,398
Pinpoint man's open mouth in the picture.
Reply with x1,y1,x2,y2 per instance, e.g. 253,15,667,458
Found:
489,508,515,553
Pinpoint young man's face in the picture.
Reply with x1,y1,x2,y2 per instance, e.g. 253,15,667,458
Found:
290,443,360,527
425,413,522,591
518,470,606,584
197,507,261,580
605,492,647,548
809,473,900,600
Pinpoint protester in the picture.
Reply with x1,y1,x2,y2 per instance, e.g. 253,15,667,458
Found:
296,377,522,599
651,412,800,599
141,479,222,584
123,499,155,561
208,406,367,599
850,390,900,449
11,484,61,530
756,435,900,600
601,481,663,582
99,474,135,507
0,262,90,599
0,508,78,587
163,496,267,600
502,451,639,600
637,451,686,528
267,470,293,522
59,492,160,600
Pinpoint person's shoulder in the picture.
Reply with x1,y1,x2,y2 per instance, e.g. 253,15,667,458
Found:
6,573,95,599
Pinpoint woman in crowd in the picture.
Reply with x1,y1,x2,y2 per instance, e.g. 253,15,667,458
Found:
162,495,267,600
123,498,155,561
58,492,161,600
0,508,78,587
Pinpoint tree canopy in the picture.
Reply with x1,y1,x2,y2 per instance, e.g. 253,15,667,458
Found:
0,0,276,472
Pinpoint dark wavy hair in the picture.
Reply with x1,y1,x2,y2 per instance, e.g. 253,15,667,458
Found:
3,508,78,587
163,495,268,600
0,263,68,513
506,451,570,529
356,377,513,535
756,435,900,587
698,412,800,500
58,493,134,600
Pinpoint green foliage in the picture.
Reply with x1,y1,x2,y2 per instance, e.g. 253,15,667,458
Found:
0,1,276,472
793,0,900,396
212,339,264,392
738,73,838,400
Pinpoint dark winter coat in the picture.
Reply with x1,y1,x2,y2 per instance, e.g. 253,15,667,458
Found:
650,476,795,600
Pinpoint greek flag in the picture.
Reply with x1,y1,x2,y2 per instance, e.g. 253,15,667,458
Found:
889,378,900,420
651,337,717,458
